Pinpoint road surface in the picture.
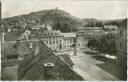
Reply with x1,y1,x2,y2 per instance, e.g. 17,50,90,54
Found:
70,49,119,81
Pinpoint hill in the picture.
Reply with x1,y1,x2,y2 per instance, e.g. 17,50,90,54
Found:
2,9,86,33
83,18,127,27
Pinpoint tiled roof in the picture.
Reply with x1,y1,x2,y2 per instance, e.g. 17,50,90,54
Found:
58,54,74,68
31,30,63,38
43,30,63,37
1,42,17,58
104,25,118,28
77,30,105,37
18,41,84,80
1,41,34,59
4,31,22,41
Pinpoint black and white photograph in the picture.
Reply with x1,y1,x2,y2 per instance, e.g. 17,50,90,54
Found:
0,0,127,81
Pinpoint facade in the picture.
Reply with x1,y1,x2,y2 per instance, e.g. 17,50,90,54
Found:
32,30,76,51
84,27,103,30
31,30,64,51
1,40,39,61
76,30,104,49
76,30,87,49
116,26,127,80
62,33,76,50
41,30,64,51
117,26,127,68
30,26,105,52
103,25,118,30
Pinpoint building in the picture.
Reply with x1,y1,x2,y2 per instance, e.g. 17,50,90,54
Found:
31,30,64,51
62,33,76,50
76,30,87,49
1,40,39,61
84,27,103,30
30,25,105,52
18,41,84,80
103,25,118,30
76,30,104,49
116,25,127,80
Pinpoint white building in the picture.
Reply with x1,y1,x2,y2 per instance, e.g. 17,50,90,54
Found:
103,25,118,30
62,33,76,50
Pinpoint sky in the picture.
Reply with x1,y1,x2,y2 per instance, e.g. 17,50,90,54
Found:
1,0,127,20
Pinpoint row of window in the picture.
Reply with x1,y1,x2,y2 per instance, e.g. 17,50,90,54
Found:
64,38,74,44
46,44,74,50
44,40,62,45
49,45,61,50
43,37,63,41
63,44,73,49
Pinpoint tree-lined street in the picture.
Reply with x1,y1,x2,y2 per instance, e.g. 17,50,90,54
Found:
69,48,123,80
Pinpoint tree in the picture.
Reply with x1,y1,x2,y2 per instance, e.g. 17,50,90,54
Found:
87,33,117,58
95,22,103,27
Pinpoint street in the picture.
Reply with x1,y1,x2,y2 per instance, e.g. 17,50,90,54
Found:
69,48,122,80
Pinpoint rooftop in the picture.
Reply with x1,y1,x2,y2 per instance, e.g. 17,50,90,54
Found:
4,31,22,41
18,41,84,80
1,40,34,59
62,33,76,38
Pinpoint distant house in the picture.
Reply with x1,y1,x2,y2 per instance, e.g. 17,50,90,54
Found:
103,25,118,30
18,41,84,80
18,29,31,40
1,40,36,61
84,27,103,30
76,30,104,49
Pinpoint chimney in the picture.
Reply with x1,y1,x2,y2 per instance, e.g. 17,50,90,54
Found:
44,63,55,80
29,42,33,48
13,40,20,49
2,32,5,42
34,45,39,55
8,28,11,32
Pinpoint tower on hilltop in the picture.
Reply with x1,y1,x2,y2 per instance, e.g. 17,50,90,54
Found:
55,7,58,10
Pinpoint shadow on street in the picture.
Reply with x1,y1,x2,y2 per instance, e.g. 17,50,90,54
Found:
91,55,127,80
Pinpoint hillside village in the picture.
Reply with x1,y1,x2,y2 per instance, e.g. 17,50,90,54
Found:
1,8,127,80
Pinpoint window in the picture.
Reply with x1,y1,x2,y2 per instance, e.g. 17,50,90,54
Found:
64,45,66,49
18,55,24,60
56,40,58,44
47,41,49,45
50,41,51,45
70,39,72,43
64,39,66,43
53,41,55,44
68,39,70,43
60,40,61,43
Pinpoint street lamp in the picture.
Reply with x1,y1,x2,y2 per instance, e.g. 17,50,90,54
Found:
73,37,77,56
